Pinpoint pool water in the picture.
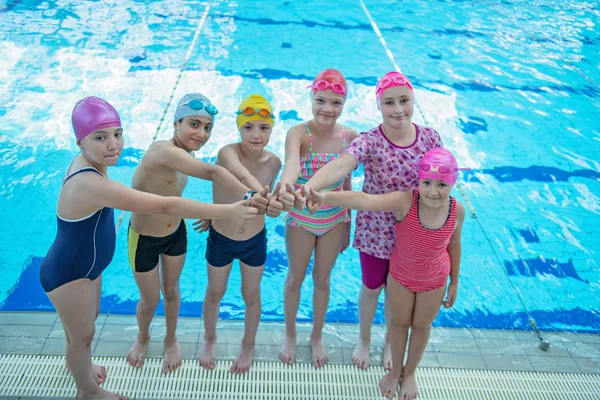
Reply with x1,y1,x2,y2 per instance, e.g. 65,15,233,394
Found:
1,0,599,333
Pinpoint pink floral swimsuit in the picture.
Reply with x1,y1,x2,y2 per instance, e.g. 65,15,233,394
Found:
344,123,443,259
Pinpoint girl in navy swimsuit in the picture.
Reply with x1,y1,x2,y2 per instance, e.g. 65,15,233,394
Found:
40,96,258,400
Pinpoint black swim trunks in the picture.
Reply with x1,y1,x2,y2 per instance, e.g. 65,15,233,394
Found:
205,225,267,267
128,219,187,273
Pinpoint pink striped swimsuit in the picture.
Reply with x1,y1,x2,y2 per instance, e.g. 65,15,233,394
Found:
285,123,350,236
390,190,456,293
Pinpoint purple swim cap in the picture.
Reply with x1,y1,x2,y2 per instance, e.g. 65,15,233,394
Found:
417,148,459,186
71,96,121,142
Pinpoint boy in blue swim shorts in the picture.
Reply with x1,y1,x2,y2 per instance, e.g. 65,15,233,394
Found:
198,94,282,374
126,93,269,374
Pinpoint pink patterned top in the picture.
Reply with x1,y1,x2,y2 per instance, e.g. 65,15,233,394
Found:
344,123,443,259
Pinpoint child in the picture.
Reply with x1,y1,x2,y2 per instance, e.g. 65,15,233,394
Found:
39,96,257,400
276,69,358,368
125,93,269,374
303,71,443,371
307,148,465,400
198,94,282,374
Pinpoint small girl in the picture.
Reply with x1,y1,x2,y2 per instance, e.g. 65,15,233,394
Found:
307,148,465,400
276,68,358,368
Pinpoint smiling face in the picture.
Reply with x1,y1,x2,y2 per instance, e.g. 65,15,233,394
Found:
78,126,124,166
174,116,213,151
418,178,453,208
311,90,345,126
239,120,272,152
379,86,414,129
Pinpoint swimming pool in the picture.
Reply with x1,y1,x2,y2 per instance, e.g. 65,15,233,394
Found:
1,0,599,333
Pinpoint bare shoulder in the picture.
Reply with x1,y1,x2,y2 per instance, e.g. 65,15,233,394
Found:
286,123,308,138
217,143,240,160
343,126,360,143
146,139,183,162
264,150,282,171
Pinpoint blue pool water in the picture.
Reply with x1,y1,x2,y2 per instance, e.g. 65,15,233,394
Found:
1,0,599,333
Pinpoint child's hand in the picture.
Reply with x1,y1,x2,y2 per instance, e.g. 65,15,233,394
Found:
266,192,284,218
293,187,306,210
192,219,211,233
229,199,259,225
443,283,458,308
251,185,270,215
277,182,295,211
307,187,326,207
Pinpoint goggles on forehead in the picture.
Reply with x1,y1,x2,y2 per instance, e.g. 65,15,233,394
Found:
181,99,219,116
419,163,457,175
236,107,275,119
377,75,414,93
306,80,347,96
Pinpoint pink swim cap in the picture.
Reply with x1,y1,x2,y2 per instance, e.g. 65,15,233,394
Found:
375,71,414,105
71,96,121,142
307,69,347,98
417,148,459,186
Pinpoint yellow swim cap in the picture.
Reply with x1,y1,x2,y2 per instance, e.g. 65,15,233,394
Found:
236,94,274,129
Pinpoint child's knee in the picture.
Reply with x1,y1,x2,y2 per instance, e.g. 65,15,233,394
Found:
312,273,331,291
70,326,95,346
389,317,411,332
162,285,180,301
140,294,160,313
285,273,304,291
410,323,432,336
205,285,226,302
242,288,260,305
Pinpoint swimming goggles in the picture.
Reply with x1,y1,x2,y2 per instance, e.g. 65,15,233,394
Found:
376,75,414,93
306,80,347,96
419,163,457,175
236,107,275,119
181,99,219,116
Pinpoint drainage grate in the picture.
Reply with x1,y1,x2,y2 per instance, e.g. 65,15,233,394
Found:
1,355,599,399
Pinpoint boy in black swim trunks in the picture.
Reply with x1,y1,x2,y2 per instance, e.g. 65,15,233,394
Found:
126,93,269,374
197,94,282,374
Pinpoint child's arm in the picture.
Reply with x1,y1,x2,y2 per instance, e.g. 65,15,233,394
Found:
265,156,284,218
217,145,265,192
82,173,257,225
339,127,358,252
160,145,251,198
307,187,409,212
277,127,304,210
340,174,353,253
444,202,465,308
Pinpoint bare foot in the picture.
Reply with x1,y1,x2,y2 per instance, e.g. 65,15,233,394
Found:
91,364,107,385
383,337,393,371
399,373,419,400
162,337,183,374
311,336,328,368
66,361,106,385
76,387,128,399
126,334,150,368
352,339,370,369
230,342,255,374
198,339,216,370
378,371,400,399
278,335,296,364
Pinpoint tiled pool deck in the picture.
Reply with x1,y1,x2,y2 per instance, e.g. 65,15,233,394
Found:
1,311,599,377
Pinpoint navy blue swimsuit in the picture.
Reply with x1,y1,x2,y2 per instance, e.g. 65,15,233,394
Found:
39,167,116,292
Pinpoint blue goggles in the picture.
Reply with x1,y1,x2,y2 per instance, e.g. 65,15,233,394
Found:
181,99,219,116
